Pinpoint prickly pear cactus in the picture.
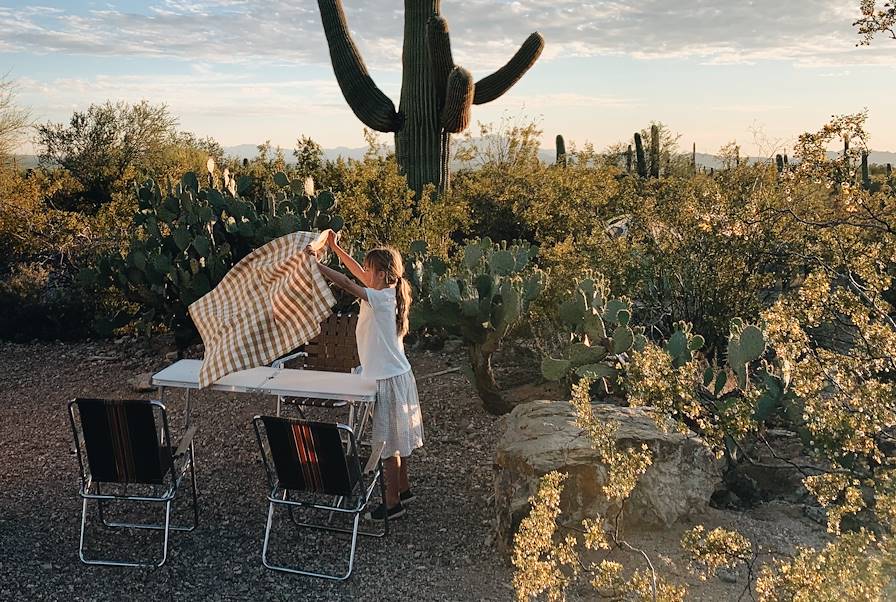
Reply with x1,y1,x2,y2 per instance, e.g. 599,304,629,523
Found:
84,169,345,345
541,275,646,387
409,237,543,414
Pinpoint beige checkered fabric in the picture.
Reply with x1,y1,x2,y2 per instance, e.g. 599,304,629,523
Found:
188,231,336,387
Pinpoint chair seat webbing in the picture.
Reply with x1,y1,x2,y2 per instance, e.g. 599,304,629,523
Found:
262,417,357,496
77,399,166,485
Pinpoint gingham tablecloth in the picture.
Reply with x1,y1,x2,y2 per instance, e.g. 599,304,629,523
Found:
188,231,335,388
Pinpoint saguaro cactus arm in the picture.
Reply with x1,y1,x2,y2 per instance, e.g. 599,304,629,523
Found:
318,0,403,133
427,15,455,112
442,67,474,133
472,32,545,105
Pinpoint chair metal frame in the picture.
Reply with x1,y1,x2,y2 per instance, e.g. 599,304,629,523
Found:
252,415,387,581
68,398,199,568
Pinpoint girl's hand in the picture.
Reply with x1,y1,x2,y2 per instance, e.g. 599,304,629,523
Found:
324,229,338,248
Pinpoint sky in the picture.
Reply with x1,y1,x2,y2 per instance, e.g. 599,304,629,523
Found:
2,0,894,157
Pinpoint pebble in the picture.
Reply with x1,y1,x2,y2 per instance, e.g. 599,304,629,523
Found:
717,567,738,583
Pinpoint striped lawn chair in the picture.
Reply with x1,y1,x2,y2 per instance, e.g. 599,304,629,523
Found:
68,398,198,567
252,415,386,580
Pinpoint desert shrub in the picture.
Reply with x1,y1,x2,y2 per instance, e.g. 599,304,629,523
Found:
35,100,224,214
513,113,896,601
0,167,114,339
332,140,468,257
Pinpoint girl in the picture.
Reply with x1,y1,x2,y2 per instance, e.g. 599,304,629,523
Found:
306,230,423,520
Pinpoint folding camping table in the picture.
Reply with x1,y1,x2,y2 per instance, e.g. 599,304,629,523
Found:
151,359,377,437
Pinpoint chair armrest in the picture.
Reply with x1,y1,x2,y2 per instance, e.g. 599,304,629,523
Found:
272,351,308,369
363,440,386,475
174,425,198,458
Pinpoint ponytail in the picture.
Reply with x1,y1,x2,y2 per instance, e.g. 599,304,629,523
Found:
395,275,411,338
365,246,412,338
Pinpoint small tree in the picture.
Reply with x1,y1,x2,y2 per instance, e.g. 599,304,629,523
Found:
855,0,896,43
35,100,178,212
0,76,30,161
293,135,325,176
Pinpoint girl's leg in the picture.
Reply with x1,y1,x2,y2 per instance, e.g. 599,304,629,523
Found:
398,457,410,493
383,456,401,507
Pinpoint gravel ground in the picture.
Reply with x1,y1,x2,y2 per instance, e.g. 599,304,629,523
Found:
0,337,833,602
0,338,515,601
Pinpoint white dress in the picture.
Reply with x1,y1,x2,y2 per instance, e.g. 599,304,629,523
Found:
357,287,424,458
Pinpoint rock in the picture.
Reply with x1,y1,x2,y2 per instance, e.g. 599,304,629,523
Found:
165,351,179,362
131,372,155,392
494,400,723,551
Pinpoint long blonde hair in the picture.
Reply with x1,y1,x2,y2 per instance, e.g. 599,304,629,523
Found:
365,247,411,337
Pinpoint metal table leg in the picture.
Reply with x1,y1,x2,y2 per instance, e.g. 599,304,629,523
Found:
158,386,167,444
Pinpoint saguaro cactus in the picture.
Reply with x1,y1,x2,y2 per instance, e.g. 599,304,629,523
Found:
633,133,647,178
555,134,567,167
649,124,660,178
317,1,545,196
861,151,871,190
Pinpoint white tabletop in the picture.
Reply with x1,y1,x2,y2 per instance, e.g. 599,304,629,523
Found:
152,359,377,402
263,369,376,402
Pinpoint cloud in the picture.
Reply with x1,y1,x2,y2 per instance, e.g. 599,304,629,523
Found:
0,1,890,69
15,71,345,120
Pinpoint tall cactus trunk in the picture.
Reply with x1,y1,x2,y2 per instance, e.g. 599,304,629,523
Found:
468,342,512,415
649,124,660,178
555,134,567,167
634,133,647,178
396,0,443,196
861,151,871,190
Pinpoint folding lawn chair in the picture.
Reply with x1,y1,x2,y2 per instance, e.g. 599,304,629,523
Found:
252,415,386,580
68,398,199,568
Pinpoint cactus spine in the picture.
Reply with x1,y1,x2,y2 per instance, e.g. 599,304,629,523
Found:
317,0,544,196
649,124,660,178
634,133,647,178
555,134,567,167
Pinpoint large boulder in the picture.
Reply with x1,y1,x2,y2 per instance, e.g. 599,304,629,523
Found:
495,400,724,550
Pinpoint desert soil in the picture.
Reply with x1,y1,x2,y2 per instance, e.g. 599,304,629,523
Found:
0,338,827,601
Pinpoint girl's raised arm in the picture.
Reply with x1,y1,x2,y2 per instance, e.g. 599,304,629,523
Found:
307,249,368,302
326,231,372,287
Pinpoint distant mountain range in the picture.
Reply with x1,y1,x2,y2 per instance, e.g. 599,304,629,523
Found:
11,146,896,172
221,145,896,170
